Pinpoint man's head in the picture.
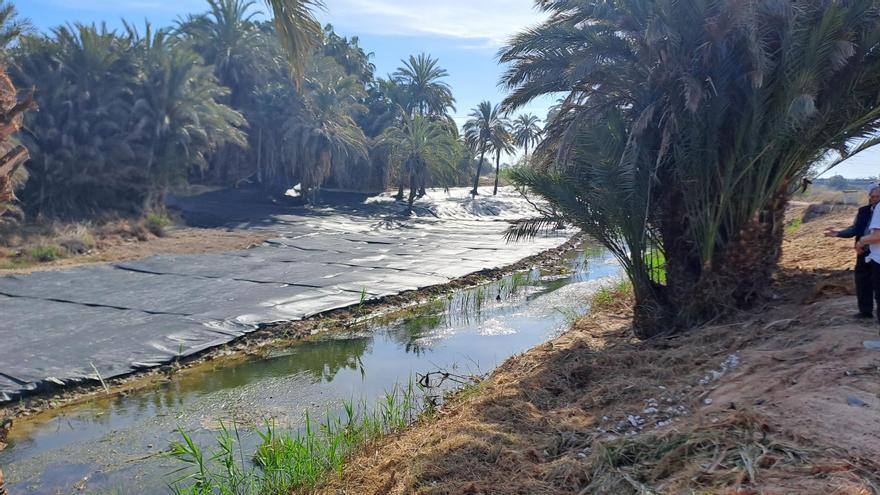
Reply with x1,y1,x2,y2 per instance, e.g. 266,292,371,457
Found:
870,186,880,206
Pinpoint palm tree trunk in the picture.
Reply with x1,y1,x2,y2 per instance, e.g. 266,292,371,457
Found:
632,184,789,338
407,172,417,215
471,149,486,196
493,148,502,196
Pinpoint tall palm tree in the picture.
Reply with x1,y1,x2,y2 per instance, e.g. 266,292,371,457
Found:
463,101,506,196
265,0,323,86
378,113,456,213
393,53,455,117
489,121,514,196
176,0,267,105
283,56,369,201
501,0,880,337
511,114,542,160
129,25,247,207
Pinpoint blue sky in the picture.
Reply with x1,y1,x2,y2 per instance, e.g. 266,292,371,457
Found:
15,0,880,178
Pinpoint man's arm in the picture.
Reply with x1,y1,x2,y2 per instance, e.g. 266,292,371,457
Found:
826,210,862,237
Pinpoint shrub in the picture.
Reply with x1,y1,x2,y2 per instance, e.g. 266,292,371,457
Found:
26,244,62,262
144,213,172,238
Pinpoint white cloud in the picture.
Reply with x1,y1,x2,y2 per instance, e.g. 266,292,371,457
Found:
325,0,545,48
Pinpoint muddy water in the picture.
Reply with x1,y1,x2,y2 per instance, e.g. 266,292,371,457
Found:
1,247,620,494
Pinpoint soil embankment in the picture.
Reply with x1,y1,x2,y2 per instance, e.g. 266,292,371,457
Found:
319,204,880,494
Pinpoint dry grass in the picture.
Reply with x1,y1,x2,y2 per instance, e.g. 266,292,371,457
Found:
0,217,267,273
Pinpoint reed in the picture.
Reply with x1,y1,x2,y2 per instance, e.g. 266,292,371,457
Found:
169,380,422,494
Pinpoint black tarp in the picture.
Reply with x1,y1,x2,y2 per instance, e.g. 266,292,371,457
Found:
0,189,571,401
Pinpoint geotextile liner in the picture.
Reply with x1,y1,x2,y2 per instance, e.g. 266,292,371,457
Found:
0,188,571,401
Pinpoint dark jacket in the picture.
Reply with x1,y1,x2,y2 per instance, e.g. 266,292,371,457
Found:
837,204,874,241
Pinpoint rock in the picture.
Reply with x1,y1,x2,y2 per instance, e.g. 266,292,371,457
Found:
627,415,645,427
847,395,869,408
703,398,714,406
643,407,659,415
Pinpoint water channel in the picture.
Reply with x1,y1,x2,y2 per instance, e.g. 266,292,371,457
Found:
2,246,620,494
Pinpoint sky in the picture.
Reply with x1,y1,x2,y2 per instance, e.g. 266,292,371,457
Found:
15,0,880,178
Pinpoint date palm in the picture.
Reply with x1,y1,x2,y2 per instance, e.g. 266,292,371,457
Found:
511,114,542,161
378,113,456,213
463,101,507,196
283,56,369,201
0,0,34,225
502,0,880,337
176,0,267,105
393,53,455,117
0,1,34,226
265,0,323,86
129,25,247,207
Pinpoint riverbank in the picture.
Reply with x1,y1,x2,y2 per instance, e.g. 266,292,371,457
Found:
317,204,880,494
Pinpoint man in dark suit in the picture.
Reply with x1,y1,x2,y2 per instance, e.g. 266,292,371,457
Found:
826,185,880,318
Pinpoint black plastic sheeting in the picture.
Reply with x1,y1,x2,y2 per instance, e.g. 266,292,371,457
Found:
0,190,571,401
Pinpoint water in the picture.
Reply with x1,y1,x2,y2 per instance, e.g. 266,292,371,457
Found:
1,247,620,494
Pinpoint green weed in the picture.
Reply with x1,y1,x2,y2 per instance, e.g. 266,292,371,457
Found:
169,380,424,494
145,213,172,237
591,279,633,312
26,244,63,262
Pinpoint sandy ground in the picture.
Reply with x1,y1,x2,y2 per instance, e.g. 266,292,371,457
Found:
317,205,880,495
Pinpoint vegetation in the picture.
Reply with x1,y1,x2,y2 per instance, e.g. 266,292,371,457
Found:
169,381,423,494
503,0,880,337
377,114,457,213
5,0,481,221
511,114,542,164
0,1,36,226
464,101,512,196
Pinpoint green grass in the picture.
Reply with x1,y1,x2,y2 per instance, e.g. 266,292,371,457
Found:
25,244,63,262
591,279,634,311
169,380,424,495
785,218,803,234
145,213,173,237
0,256,35,270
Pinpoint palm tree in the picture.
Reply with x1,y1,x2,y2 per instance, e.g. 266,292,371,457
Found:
511,114,542,161
501,0,880,337
0,0,34,225
489,122,514,196
14,23,140,216
463,101,507,196
265,0,323,86
129,25,247,208
393,53,455,117
378,113,456,213
283,55,369,201
176,0,267,105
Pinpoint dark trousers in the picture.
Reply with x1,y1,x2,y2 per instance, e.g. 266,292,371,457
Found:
867,256,880,317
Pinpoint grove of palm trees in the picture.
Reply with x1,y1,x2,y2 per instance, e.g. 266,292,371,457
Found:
0,0,530,223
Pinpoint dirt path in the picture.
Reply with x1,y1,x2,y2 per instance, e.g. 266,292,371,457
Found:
318,205,880,495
